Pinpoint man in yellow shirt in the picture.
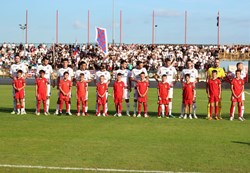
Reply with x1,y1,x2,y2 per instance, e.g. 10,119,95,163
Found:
206,58,226,119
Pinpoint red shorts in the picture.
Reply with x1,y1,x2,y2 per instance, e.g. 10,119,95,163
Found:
183,99,193,106
37,93,47,101
77,96,85,102
231,95,242,102
158,98,169,105
138,96,147,103
15,90,24,99
97,97,106,105
114,97,123,104
59,95,70,102
209,95,220,103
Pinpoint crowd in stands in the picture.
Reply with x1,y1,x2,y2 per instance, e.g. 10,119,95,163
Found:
0,43,249,73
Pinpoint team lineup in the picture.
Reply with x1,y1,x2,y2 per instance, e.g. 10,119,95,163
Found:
10,55,246,121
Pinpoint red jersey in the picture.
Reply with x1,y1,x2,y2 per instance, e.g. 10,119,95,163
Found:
137,80,149,96
97,82,107,96
158,82,170,99
36,77,48,94
59,79,72,95
183,82,194,100
231,78,244,96
113,81,125,98
76,81,87,97
13,77,25,91
207,78,221,96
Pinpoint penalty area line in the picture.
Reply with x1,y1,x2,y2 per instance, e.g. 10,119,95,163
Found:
0,164,200,173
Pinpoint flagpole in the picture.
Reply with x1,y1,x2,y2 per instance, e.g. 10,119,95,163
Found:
26,10,28,44
120,10,122,46
56,10,58,44
88,10,90,45
184,11,187,46
112,0,115,45
152,10,155,46
217,11,220,47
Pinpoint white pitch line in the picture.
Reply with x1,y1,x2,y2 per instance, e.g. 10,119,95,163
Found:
244,91,250,95
0,164,199,173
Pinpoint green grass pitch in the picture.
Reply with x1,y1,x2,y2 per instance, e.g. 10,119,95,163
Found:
0,85,249,173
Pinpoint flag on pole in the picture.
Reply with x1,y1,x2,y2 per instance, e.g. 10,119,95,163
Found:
216,12,220,27
96,27,108,55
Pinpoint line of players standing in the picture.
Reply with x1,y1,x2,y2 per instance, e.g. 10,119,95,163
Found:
9,55,246,120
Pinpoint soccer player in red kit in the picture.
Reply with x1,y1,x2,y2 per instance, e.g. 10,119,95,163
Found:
137,72,149,118
157,74,170,118
207,70,221,120
59,72,72,115
113,73,125,117
35,70,48,116
96,75,108,116
76,73,87,116
230,70,244,121
182,74,195,119
12,70,26,115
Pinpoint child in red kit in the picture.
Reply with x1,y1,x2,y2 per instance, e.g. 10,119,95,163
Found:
76,73,87,116
230,70,244,121
157,74,170,118
96,75,108,116
12,70,26,115
182,74,195,119
35,70,48,116
59,71,72,115
113,73,125,117
137,72,149,118
207,70,221,120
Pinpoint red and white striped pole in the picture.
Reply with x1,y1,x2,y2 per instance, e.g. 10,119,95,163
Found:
56,10,58,44
88,10,90,45
26,10,28,44
152,10,155,46
120,10,122,46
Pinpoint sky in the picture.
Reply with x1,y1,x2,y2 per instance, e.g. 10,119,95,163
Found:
0,0,249,45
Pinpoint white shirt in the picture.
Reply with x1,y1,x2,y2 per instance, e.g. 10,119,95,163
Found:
157,66,177,85
36,64,53,83
114,69,131,87
94,70,111,83
131,67,148,87
232,70,247,80
75,69,91,81
57,67,74,81
181,68,198,83
10,63,28,78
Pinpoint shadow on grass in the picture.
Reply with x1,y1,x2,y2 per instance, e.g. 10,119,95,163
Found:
1,106,211,118
232,141,250,146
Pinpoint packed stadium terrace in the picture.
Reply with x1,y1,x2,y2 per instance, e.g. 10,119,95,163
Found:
0,43,249,72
